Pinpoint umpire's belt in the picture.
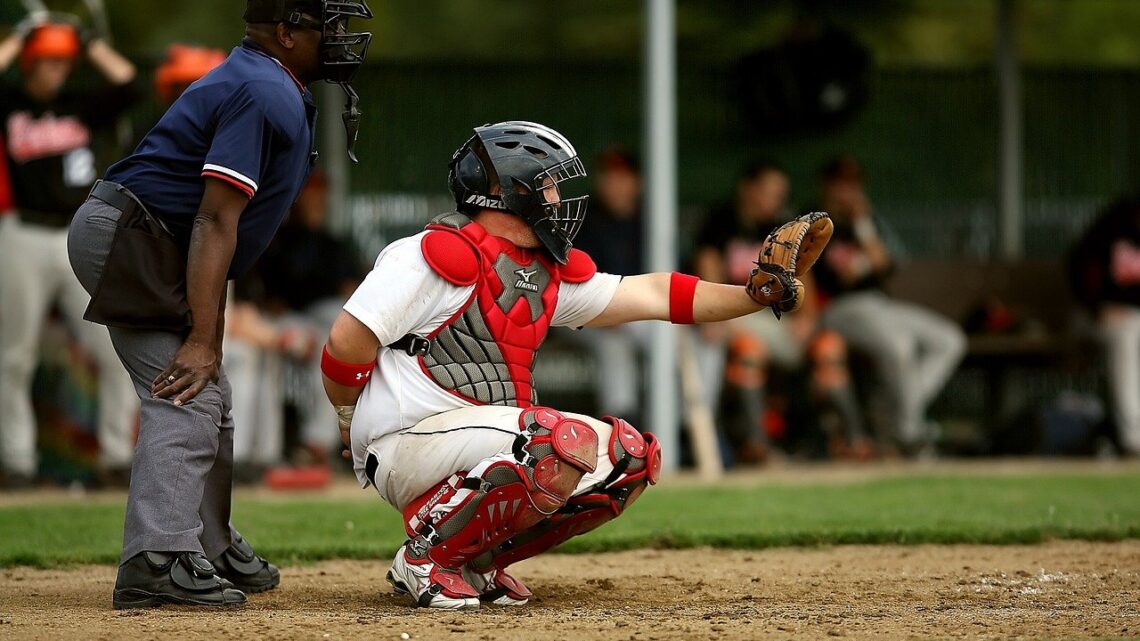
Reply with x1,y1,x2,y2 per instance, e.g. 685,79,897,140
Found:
82,180,190,331
90,180,137,213
89,180,172,236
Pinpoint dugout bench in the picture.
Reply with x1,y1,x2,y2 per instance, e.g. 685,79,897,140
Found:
883,260,1103,452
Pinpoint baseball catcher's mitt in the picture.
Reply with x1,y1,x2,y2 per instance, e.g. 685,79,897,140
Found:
746,211,834,319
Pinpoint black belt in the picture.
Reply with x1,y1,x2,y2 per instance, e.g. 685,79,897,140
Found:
89,179,177,236
365,452,380,488
89,179,142,216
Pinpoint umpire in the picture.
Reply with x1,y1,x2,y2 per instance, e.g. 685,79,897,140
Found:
66,0,373,609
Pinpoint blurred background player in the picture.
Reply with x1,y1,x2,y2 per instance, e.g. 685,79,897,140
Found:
569,146,651,423
693,161,867,463
154,44,225,106
811,155,966,456
1069,196,1140,457
0,18,139,489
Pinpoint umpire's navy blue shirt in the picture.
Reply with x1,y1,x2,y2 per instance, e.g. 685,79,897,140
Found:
106,40,317,278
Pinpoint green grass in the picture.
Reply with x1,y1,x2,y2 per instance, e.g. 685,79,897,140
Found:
2,471,1139,568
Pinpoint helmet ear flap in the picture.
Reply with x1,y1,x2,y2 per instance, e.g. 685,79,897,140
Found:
449,146,498,214
457,151,490,195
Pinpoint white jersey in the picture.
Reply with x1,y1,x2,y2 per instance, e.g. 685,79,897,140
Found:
343,232,622,486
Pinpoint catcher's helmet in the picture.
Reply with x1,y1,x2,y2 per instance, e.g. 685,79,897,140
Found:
448,122,588,264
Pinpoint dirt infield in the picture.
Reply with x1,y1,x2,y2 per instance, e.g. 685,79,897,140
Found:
1,541,1136,641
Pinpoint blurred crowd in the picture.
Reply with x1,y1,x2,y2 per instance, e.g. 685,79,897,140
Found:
580,147,1140,467
2,17,1138,490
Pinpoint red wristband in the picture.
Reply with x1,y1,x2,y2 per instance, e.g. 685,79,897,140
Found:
669,272,699,325
321,345,376,387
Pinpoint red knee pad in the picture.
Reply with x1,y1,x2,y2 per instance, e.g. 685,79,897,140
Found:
519,407,598,512
604,417,662,485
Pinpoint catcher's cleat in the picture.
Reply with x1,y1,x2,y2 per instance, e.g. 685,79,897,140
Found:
462,565,532,606
386,543,480,610
211,533,280,593
112,551,247,609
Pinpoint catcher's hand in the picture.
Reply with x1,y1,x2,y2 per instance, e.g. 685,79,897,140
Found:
746,211,833,319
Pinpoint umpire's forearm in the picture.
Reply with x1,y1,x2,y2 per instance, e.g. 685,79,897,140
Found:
184,215,237,349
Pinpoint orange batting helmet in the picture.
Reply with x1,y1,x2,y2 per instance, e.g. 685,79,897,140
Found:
20,23,82,74
154,44,226,104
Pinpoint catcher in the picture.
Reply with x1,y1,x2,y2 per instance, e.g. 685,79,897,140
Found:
323,121,832,610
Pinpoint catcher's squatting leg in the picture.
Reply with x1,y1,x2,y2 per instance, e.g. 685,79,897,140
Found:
388,407,661,608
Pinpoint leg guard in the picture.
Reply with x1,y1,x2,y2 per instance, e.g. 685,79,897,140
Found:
401,407,599,571
475,416,662,570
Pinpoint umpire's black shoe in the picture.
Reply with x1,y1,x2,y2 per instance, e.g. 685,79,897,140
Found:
212,534,280,593
113,551,247,609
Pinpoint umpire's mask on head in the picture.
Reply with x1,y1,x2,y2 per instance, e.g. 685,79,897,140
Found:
245,0,374,162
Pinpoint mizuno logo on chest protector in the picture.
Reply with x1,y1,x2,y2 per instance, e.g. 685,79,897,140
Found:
495,256,550,321
514,268,540,293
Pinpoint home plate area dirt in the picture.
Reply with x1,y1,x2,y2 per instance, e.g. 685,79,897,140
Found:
1,541,1137,641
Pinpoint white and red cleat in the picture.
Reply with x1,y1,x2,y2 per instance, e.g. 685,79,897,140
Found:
462,565,532,606
386,544,480,610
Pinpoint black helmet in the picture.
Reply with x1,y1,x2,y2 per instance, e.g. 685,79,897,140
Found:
245,0,373,161
448,121,588,264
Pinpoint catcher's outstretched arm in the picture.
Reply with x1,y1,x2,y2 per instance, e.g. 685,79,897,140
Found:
587,212,833,327
585,273,760,328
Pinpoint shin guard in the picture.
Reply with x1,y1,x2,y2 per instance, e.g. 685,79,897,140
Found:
476,417,662,570
401,407,599,570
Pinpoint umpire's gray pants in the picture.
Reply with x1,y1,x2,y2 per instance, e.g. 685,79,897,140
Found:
67,198,238,563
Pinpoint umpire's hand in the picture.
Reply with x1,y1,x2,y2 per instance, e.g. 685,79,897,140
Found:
151,339,220,406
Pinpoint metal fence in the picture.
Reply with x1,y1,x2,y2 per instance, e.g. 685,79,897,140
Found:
335,62,1140,261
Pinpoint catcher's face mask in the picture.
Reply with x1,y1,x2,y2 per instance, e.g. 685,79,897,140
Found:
448,122,589,264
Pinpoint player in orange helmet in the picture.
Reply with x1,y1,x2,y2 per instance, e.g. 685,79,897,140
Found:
0,17,139,490
154,44,227,105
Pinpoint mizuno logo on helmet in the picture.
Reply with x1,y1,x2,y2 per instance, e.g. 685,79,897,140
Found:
465,194,506,209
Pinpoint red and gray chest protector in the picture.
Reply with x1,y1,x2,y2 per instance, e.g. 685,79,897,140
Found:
406,212,597,408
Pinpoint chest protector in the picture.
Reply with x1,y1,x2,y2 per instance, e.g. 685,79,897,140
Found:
415,212,597,408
